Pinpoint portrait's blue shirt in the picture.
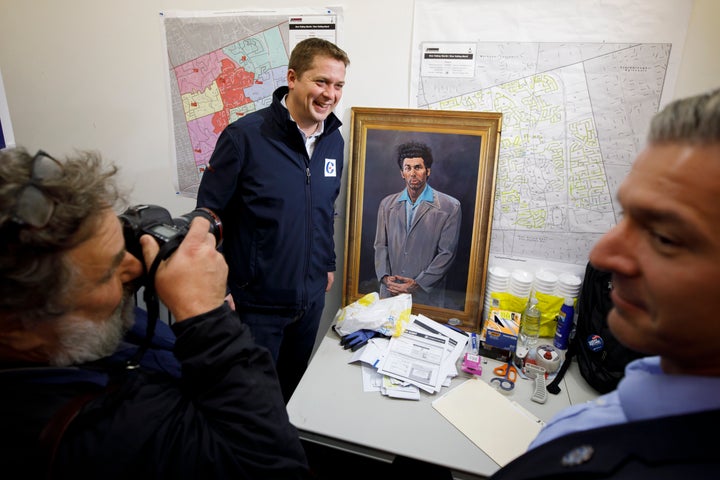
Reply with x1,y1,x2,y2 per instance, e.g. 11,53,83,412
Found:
399,184,434,228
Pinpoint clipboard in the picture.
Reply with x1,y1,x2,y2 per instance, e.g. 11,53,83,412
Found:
432,378,544,467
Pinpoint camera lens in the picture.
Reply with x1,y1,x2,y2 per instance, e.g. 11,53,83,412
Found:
119,205,223,266
174,207,223,248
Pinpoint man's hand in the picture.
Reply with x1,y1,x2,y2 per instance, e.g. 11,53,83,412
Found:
140,217,228,322
385,275,419,296
326,271,335,292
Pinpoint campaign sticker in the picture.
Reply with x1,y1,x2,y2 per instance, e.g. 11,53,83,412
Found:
586,334,604,352
324,158,336,177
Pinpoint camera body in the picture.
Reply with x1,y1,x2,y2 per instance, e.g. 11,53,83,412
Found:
119,204,223,264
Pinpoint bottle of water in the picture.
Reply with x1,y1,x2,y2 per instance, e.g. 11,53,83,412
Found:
554,297,575,350
520,296,541,348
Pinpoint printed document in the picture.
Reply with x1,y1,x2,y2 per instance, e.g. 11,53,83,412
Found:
376,327,448,393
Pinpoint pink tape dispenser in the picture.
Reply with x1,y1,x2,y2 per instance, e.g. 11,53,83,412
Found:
461,333,483,376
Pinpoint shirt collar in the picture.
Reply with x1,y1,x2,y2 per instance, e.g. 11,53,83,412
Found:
399,184,434,204
281,94,324,138
619,356,720,421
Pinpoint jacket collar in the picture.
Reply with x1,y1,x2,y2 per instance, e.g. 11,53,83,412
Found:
270,86,342,136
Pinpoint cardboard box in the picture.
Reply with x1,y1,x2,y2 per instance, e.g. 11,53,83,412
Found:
480,308,520,351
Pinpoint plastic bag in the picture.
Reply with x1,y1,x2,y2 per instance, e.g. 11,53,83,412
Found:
487,291,564,337
332,292,412,337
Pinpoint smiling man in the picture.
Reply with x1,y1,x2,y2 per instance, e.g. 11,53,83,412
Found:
490,88,720,479
196,38,350,403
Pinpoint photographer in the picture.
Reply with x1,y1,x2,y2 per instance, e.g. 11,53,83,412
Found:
0,147,311,479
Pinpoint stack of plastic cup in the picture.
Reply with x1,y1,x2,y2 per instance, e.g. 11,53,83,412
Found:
533,269,558,296
509,269,533,299
483,266,510,320
556,272,582,300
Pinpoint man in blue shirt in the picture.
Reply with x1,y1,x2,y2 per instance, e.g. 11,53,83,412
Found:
490,88,720,479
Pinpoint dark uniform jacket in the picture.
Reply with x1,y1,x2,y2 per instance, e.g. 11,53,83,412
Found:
490,408,720,479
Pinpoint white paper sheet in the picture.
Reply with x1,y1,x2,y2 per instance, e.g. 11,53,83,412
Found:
432,378,545,467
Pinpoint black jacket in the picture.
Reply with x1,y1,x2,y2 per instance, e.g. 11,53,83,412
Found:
490,408,720,479
0,304,311,479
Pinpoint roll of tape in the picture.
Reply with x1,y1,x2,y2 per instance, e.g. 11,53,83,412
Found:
535,344,561,373
514,345,528,369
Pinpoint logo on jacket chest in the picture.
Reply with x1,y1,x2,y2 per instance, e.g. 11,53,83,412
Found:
324,158,337,177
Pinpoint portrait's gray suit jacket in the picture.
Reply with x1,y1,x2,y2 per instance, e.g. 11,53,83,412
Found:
374,188,461,307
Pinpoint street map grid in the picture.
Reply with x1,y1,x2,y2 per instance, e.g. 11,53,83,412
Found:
414,42,670,265
163,13,296,198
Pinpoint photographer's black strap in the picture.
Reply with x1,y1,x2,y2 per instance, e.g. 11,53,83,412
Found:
546,346,574,394
125,236,184,369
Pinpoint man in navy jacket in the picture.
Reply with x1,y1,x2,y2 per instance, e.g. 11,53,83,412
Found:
197,38,350,402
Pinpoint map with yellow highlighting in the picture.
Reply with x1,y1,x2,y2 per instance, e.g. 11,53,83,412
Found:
414,42,670,264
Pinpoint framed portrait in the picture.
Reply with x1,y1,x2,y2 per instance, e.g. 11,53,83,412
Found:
343,107,502,331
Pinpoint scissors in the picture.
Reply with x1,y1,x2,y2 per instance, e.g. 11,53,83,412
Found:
490,361,517,392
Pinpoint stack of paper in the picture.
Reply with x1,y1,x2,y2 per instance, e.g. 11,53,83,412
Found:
349,314,469,399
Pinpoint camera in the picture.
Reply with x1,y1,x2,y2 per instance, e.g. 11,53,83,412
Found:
119,204,223,265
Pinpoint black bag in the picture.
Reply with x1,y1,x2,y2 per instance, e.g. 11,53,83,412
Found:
547,262,647,394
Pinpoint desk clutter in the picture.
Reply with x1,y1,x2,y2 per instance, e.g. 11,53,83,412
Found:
331,291,567,403
482,266,582,340
330,291,579,466
338,312,468,400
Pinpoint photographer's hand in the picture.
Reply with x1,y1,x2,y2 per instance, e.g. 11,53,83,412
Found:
140,217,228,322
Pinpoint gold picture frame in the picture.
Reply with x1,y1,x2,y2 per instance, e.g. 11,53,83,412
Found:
343,107,502,331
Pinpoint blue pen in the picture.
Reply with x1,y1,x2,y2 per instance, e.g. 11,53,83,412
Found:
470,332,478,355
445,323,468,336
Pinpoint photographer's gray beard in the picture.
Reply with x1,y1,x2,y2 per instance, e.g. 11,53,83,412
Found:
49,290,136,367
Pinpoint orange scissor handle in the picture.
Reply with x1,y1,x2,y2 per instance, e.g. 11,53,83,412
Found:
493,362,518,383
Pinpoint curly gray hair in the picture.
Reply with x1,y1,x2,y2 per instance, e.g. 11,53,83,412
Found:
0,147,124,321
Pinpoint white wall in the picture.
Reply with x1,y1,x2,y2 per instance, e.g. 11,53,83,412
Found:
2,0,719,346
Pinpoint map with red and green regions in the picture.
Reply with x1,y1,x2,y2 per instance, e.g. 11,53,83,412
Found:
173,27,289,168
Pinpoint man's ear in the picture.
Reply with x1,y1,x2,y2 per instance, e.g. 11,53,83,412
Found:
287,69,297,88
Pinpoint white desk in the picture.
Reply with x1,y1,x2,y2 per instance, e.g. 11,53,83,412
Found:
288,330,599,479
